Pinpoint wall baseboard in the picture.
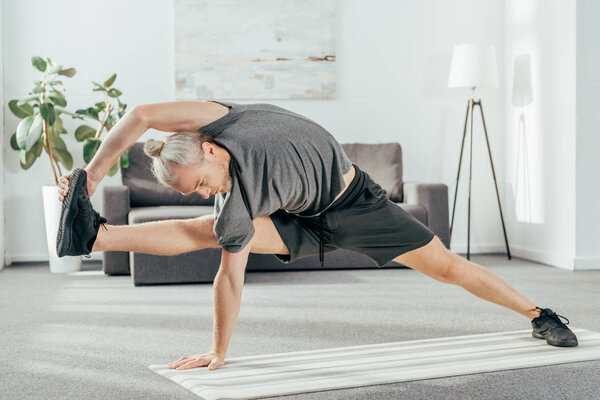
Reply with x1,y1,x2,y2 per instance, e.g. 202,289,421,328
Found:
573,257,600,270
6,252,102,265
450,242,575,270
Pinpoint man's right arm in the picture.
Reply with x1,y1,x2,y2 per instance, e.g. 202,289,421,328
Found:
210,244,252,358
84,101,229,195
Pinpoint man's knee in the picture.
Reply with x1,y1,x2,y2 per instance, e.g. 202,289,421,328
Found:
438,251,465,284
181,214,219,247
393,236,461,284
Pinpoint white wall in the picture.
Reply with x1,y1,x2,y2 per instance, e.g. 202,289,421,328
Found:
503,0,577,269
0,0,4,270
3,0,506,263
575,0,600,270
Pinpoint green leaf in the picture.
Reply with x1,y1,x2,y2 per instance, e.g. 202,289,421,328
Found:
94,103,107,114
48,94,67,107
83,138,102,163
32,136,44,157
107,160,119,176
47,64,63,74
16,114,43,151
75,107,99,120
53,147,73,170
31,56,47,72
53,117,65,136
103,73,117,88
107,88,122,98
47,115,63,139
92,87,106,92
32,86,44,93
16,116,34,148
120,149,130,169
29,115,44,149
10,132,21,150
75,125,96,142
50,136,73,170
9,100,34,118
58,67,76,77
50,133,66,150
39,103,56,126
92,81,104,89
19,149,37,169
47,80,63,86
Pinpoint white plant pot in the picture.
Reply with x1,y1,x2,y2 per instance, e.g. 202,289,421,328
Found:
42,185,82,273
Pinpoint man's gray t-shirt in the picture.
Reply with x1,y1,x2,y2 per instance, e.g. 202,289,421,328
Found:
199,101,353,253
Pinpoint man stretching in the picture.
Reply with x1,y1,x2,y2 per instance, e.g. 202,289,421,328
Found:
56,100,578,371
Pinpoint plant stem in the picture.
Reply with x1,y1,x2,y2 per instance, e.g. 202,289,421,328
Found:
43,122,59,186
95,101,112,139
40,78,60,185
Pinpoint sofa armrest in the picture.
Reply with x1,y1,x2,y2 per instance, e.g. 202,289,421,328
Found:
103,185,131,224
403,182,450,249
102,185,131,275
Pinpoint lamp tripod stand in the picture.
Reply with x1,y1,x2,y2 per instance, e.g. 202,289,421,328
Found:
449,97,512,261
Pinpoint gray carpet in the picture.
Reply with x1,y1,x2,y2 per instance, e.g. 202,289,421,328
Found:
1,255,599,400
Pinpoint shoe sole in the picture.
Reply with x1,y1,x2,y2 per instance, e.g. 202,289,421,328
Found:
547,339,578,347
532,331,578,347
56,169,86,257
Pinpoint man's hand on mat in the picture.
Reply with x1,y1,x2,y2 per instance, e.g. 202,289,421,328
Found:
168,351,225,371
57,169,98,201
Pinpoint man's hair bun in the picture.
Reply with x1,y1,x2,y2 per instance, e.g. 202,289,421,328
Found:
144,139,165,158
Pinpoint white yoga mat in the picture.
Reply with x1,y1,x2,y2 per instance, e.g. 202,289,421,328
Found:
149,327,600,400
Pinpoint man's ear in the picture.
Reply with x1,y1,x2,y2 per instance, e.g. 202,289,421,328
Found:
201,141,216,157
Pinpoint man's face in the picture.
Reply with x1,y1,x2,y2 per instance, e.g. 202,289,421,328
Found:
170,144,232,199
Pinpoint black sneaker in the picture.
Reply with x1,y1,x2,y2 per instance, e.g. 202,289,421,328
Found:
56,168,107,257
531,307,578,347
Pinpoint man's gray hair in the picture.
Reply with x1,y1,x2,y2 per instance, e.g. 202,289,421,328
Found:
143,130,216,186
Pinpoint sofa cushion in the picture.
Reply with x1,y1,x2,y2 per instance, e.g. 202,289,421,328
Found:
122,142,214,207
341,143,404,202
128,206,214,224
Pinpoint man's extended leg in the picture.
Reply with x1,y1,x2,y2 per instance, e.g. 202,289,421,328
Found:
92,215,290,256
393,236,541,321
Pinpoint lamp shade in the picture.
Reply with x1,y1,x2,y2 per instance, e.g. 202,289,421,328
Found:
448,44,499,89
512,53,533,107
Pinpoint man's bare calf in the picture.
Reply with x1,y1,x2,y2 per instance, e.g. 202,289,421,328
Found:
92,214,289,256
393,236,541,321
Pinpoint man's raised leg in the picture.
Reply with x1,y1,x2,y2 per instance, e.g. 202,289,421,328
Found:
92,215,290,256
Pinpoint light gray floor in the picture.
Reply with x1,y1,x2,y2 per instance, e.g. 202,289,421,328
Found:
1,255,599,400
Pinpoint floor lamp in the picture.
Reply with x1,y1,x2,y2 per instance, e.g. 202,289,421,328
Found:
447,44,511,261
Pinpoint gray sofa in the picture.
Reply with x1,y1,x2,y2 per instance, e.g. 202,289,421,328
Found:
102,142,449,286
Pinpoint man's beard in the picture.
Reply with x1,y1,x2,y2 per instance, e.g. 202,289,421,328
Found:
223,176,232,193
218,162,233,193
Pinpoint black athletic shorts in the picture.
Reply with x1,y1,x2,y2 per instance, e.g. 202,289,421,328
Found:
269,163,436,267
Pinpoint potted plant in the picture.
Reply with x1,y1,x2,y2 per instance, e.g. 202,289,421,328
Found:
8,56,80,273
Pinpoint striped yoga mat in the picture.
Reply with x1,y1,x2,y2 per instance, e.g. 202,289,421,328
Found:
149,327,600,400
